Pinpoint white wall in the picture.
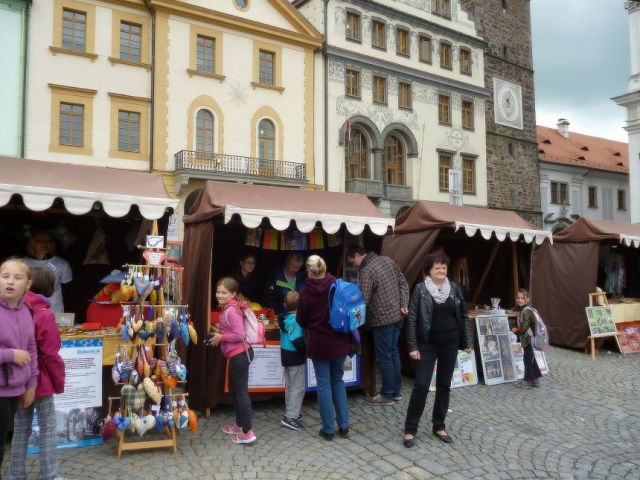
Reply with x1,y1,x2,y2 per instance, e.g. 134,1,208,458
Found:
0,4,24,156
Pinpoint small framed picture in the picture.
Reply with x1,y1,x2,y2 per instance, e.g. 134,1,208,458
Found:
55,313,75,327
146,235,165,249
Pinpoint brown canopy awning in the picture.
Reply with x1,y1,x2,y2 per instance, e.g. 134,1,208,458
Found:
184,181,394,235
0,156,177,219
395,200,551,244
553,217,640,247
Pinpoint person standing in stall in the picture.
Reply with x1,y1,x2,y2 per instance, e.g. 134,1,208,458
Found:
511,289,542,388
11,268,66,480
0,258,38,472
24,232,72,314
263,252,305,319
233,252,260,303
297,255,351,441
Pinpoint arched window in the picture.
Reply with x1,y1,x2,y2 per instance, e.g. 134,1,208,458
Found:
345,128,368,180
258,119,275,160
196,109,214,155
384,135,404,185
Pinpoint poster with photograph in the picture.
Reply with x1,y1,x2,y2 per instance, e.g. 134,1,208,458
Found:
616,321,640,354
585,306,617,336
476,314,518,385
305,354,360,391
429,350,478,391
28,338,103,454
511,335,549,379
224,342,286,393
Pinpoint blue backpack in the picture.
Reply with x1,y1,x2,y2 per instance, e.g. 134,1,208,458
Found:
328,279,366,340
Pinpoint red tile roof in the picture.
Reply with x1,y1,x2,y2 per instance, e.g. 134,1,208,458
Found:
537,125,628,174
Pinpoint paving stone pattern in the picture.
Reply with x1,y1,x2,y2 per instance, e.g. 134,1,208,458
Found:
3,346,640,479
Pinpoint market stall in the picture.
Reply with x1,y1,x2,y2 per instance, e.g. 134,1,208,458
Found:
532,217,640,349
181,181,394,413
380,200,552,380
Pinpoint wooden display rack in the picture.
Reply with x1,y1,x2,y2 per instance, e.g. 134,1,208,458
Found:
585,292,626,361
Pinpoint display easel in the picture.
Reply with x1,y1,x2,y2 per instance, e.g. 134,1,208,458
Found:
586,292,626,361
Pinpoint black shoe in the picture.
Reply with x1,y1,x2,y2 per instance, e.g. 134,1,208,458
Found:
403,435,415,448
433,430,453,444
318,429,334,441
338,427,349,438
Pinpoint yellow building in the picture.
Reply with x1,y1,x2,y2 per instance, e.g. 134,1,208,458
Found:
27,0,323,237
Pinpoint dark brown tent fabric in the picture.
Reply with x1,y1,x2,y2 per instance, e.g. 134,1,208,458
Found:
182,220,214,413
553,217,640,243
382,229,441,286
531,242,598,348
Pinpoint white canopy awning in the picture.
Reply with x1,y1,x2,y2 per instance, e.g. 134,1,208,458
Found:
454,221,553,245
0,156,178,220
620,234,640,248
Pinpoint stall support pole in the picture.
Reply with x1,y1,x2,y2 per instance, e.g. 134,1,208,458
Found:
511,243,519,298
471,242,500,306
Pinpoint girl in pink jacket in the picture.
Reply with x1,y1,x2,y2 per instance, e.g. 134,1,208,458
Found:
208,277,256,444
11,267,66,480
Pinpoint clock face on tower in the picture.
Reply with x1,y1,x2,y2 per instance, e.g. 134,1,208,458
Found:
493,78,523,130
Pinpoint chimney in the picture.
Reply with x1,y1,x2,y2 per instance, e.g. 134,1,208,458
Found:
557,118,570,139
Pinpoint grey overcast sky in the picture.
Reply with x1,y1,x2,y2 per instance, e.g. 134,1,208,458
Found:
531,0,630,141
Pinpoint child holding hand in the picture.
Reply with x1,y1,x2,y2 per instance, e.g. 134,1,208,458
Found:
0,258,38,472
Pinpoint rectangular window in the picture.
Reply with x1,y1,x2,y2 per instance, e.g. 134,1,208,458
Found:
550,181,568,204
259,50,275,85
346,11,361,42
462,100,474,130
432,0,451,18
460,48,472,75
119,21,141,62
588,186,598,208
345,69,360,98
438,152,452,190
62,8,86,52
419,35,432,63
371,20,386,49
118,110,141,152
196,35,215,73
440,42,452,69
399,82,412,109
438,95,451,125
396,28,409,56
618,189,626,210
462,156,475,193
59,102,84,146
373,76,387,104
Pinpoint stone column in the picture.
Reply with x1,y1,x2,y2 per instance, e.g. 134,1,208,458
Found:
372,147,384,182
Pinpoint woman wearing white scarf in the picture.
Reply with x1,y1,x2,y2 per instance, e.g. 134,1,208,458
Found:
403,252,473,448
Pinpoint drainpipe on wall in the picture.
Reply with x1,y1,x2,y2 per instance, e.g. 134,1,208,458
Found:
20,0,32,157
143,0,155,173
323,0,329,190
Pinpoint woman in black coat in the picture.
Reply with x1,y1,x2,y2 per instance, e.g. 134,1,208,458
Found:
403,252,473,448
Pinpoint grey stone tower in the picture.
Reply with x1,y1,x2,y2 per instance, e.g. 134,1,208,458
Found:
460,0,541,224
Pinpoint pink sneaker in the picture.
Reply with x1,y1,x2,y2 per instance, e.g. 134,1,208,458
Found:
231,429,256,444
221,424,242,435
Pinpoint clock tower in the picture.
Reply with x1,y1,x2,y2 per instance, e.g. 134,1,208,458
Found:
460,0,541,224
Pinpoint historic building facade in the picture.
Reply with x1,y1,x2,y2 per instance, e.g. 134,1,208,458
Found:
0,0,29,156
295,0,489,215
613,0,640,223
459,0,541,225
25,0,322,235
538,121,629,233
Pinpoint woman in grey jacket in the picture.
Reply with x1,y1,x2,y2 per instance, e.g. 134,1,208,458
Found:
403,252,473,447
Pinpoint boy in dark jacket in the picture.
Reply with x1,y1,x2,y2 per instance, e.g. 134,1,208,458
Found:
279,291,306,430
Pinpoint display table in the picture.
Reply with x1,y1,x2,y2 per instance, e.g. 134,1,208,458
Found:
609,302,640,324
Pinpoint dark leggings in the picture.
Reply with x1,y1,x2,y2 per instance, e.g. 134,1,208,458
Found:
0,396,19,472
228,348,254,434
523,343,542,382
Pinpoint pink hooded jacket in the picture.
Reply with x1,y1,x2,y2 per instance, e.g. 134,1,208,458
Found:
25,291,65,398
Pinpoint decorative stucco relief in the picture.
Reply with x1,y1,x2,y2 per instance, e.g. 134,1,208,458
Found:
227,79,248,107
439,127,473,152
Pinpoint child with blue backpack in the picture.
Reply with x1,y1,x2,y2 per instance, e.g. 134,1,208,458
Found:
279,290,306,430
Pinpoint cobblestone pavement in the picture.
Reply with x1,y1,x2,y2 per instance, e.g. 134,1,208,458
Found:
3,346,640,480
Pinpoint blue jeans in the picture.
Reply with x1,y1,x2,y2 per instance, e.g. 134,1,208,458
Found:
372,319,403,398
312,356,349,434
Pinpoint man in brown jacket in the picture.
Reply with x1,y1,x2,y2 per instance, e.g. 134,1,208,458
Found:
347,246,409,405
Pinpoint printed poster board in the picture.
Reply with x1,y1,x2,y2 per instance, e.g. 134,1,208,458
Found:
585,306,617,336
224,342,286,393
616,321,640,354
429,350,478,391
305,354,360,391
510,339,549,379
476,314,519,385
28,338,103,454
